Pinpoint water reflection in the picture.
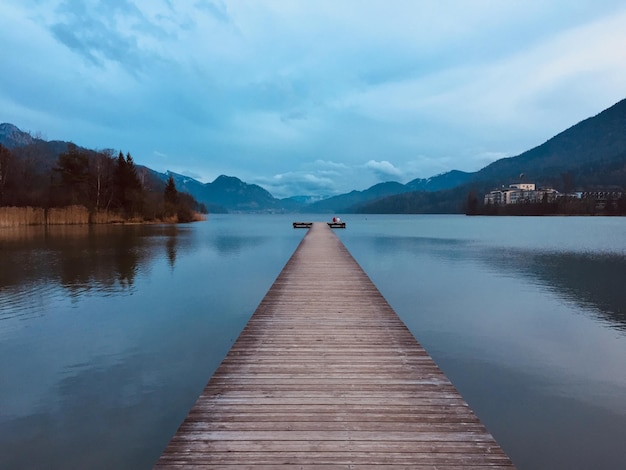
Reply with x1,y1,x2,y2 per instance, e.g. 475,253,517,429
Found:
338,218,626,469
348,234,626,333
0,225,191,325
4,349,176,469
0,216,305,470
211,234,266,255
4,215,624,469
484,249,626,332
1,225,184,294
165,227,178,269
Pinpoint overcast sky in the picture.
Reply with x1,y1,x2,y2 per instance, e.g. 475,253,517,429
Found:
2,1,626,197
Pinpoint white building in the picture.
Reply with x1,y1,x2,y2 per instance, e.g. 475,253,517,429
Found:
509,183,535,191
484,183,559,205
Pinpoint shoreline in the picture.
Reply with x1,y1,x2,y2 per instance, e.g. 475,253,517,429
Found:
0,205,206,228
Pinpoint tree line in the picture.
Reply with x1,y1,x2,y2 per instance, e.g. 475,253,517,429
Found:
0,142,206,222
466,191,626,216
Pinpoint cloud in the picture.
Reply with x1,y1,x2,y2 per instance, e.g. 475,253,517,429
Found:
248,159,374,198
365,160,403,180
280,110,308,123
310,160,349,171
3,1,626,198
194,0,230,24
253,171,337,199
49,0,150,69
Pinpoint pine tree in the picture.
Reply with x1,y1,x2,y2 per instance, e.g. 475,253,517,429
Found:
163,174,179,219
164,174,179,205
114,151,144,216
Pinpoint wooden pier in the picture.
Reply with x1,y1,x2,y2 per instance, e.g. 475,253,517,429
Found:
327,221,346,228
293,221,346,229
156,223,514,468
292,222,313,228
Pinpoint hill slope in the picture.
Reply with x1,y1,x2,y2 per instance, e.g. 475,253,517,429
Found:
0,123,37,148
1,125,297,213
146,171,304,213
306,182,409,213
472,97,626,188
357,98,626,213
4,95,626,215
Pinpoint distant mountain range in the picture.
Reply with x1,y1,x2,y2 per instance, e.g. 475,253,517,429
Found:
161,173,291,213
355,98,626,213
2,97,625,213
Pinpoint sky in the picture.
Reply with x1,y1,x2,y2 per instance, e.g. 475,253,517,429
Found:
2,1,626,198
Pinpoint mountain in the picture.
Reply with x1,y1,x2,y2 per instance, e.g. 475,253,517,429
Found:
470,97,626,189
406,170,473,192
356,98,626,213
0,122,472,213
353,186,471,214
283,195,329,205
151,169,474,214
149,171,303,213
0,123,37,148
305,181,408,213
146,170,228,213
0,126,74,180
4,95,626,214
206,175,277,211
302,171,474,213
0,124,292,213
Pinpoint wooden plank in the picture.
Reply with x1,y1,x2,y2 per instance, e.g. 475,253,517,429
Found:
327,222,346,228
155,222,515,468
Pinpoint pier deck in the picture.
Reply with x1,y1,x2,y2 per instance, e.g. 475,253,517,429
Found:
156,222,514,468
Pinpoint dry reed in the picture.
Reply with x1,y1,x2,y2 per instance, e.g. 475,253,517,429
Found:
0,206,205,227
0,207,45,227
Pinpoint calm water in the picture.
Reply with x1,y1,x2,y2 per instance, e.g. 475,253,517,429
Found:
1,215,625,469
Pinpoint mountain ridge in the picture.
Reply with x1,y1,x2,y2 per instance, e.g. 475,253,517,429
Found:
354,98,626,213
2,96,625,213
0,123,37,148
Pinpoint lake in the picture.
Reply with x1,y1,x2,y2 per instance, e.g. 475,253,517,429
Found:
1,214,625,469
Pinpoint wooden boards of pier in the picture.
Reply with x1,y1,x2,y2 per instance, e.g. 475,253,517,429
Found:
293,221,346,228
155,222,515,468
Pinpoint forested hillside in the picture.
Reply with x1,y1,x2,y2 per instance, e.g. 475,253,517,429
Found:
0,138,205,223
3,96,626,216
356,98,626,214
